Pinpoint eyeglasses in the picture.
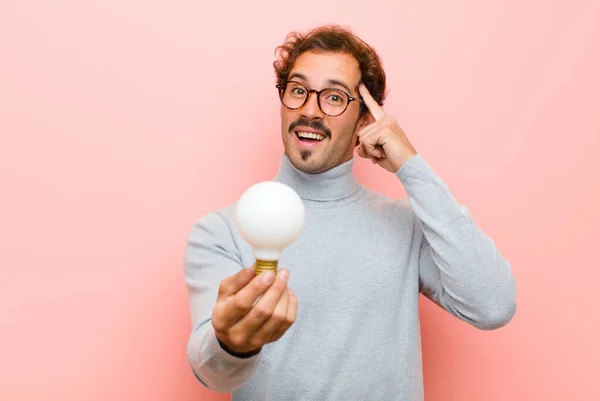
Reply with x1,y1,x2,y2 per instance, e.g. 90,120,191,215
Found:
276,81,362,117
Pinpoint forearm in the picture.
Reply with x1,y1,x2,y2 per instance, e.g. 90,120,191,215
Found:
398,155,517,328
184,210,263,392
187,320,262,393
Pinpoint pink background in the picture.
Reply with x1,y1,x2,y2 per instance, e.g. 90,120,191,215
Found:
1,1,599,400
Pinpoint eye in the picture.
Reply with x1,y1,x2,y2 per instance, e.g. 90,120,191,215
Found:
291,87,306,95
324,90,346,105
328,94,342,103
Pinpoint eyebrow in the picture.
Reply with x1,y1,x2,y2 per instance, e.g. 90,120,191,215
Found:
288,73,353,94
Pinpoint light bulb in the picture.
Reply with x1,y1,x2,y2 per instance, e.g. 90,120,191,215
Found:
235,181,305,275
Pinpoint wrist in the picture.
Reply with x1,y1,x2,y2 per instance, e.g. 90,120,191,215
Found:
392,149,417,172
217,338,261,359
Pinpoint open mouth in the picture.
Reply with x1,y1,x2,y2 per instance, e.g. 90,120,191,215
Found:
295,131,326,149
296,131,326,142
294,126,328,149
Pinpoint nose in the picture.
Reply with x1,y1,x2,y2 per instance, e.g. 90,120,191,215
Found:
301,91,324,119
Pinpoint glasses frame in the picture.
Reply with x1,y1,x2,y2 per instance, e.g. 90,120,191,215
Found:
276,81,363,117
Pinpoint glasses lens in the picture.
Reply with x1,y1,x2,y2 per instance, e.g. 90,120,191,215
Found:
319,89,349,116
282,82,308,109
280,82,350,116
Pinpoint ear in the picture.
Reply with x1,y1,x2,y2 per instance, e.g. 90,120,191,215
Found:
354,112,374,146
357,112,374,130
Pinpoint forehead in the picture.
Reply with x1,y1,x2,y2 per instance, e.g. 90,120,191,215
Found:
289,51,361,88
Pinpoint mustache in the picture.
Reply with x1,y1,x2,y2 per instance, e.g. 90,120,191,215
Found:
288,118,331,138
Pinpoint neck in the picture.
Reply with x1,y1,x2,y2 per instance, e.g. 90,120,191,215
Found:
273,153,360,201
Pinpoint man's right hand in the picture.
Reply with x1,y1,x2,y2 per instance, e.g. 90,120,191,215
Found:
211,265,297,357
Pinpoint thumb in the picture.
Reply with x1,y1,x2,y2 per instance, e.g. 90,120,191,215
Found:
218,265,256,298
356,143,381,164
356,143,368,159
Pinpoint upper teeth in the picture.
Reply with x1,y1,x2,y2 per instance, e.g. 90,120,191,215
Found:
298,131,325,141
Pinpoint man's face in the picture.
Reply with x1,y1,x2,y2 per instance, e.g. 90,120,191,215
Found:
280,51,368,174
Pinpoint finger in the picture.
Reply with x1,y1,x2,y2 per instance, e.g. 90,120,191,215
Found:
356,143,380,162
217,265,256,299
269,287,298,342
357,124,382,157
357,120,378,138
358,122,388,159
231,268,290,334
359,130,385,160
215,270,276,328
359,83,385,121
251,282,289,344
364,145,383,160
355,143,368,159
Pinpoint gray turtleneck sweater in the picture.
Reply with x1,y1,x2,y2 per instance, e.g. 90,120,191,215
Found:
184,154,516,400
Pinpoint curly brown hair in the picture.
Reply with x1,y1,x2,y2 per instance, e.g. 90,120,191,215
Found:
273,25,387,117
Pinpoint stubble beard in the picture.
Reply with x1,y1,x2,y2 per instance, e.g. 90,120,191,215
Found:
283,117,361,174
288,136,353,174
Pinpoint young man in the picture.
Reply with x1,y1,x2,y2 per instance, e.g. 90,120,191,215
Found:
184,25,517,400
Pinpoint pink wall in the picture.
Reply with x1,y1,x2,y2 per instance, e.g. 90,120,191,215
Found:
1,1,598,400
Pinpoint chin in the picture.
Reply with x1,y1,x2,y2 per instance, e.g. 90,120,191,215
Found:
285,150,324,174
299,157,336,174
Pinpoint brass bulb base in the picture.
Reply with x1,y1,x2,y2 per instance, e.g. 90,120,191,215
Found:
255,259,278,275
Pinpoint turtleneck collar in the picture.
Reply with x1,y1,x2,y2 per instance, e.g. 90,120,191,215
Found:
273,153,360,201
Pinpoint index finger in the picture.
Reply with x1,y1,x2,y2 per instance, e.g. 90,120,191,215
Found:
359,83,385,121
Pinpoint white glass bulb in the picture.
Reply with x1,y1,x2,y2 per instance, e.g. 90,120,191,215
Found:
235,181,305,263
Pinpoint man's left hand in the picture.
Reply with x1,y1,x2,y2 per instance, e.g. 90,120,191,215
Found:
355,84,417,173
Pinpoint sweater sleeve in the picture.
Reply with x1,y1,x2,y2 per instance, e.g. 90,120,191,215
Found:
396,155,517,330
184,210,262,393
